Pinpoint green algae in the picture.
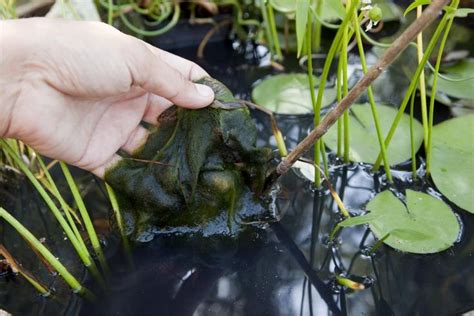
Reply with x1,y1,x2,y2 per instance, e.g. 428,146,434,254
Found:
104,78,275,252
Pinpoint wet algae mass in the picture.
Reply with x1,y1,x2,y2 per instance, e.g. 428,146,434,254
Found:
105,77,275,259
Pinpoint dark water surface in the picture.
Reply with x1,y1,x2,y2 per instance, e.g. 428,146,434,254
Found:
84,41,473,315
1,41,473,316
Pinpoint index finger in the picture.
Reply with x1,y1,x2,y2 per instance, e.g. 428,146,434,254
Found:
145,44,209,81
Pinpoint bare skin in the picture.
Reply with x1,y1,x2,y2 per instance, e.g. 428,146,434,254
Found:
0,18,215,177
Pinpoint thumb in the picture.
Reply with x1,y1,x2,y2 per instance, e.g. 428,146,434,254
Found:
128,43,214,108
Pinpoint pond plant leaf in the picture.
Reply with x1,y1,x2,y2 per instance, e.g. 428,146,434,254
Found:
364,190,460,254
453,8,474,18
429,58,474,105
431,115,474,213
269,0,296,13
270,0,344,21
373,0,404,22
324,103,424,165
338,212,381,227
320,0,345,20
251,73,336,115
105,78,275,261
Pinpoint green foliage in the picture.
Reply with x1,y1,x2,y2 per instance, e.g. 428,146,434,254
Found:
324,104,424,165
429,58,474,104
295,0,310,57
431,115,474,213
251,73,336,115
360,190,460,254
453,8,474,17
403,0,431,16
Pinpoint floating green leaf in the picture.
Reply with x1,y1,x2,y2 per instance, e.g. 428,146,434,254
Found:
373,0,404,22
251,73,336,115
270,0,344,21
365,190,460,254
321,0,345,20
269,0,296,13
338,212,381,227
429,59,474,103
431,115,474,213
324,103,424,165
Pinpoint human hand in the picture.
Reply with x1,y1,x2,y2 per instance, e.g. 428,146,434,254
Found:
0,18,215,177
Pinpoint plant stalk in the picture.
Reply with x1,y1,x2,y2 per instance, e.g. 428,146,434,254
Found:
416,5,430,153
352,11,393,181
0,207,93,299
276,0,450,176
59,162,109,276
426,0,459,174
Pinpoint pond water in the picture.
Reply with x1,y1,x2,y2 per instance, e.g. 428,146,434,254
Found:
1,40,473,315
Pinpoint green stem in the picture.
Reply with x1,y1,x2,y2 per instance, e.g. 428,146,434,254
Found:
368,233,390,255
0,207,92,298
306,9,321,186
320,141,329,177
0,140,93,269
59,162,109,275
105,183,134,269
416,6,429,154
107,0,113,25
341,0,352,163
260,0,275,57
119,3,180,37
409,88,417,178
372,11,450,171
267,3,283,60
359,25,473,83
426,0,459,174
312,0,360,179
353,12,393,182
36,156,89,255
314,0,323,52
336,55,343,157
19,271,50,296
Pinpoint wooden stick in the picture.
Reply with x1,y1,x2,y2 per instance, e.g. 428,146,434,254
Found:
276,0,450,176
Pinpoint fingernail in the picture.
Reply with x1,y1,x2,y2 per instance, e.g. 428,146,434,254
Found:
195,84,214,98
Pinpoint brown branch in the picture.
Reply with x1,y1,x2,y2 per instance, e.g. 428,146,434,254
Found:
276,0,450,176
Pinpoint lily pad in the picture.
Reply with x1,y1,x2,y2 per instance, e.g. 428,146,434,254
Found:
431,115,474,213
269,0,344,21
324,103,424,165
429,59,474,107
251,73,337,115
341,190,460,254
373,0,404,22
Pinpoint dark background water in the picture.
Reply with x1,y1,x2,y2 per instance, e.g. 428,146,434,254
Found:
87,39,474,315
1,21,474,316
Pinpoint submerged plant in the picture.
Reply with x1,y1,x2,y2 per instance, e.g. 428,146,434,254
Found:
104,78,276,262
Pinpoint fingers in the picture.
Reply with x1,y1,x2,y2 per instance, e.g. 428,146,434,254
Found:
145,44,209,80
90,154,122,178
91,125,149,178
121,125,149,154
128,42,215,109
143,93,173,124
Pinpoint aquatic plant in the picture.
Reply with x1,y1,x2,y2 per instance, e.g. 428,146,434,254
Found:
0,1,473,312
